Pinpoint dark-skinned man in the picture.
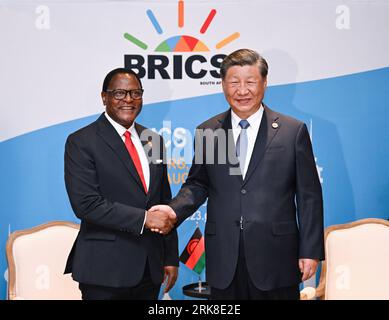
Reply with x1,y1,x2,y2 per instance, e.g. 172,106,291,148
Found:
64,68,178,300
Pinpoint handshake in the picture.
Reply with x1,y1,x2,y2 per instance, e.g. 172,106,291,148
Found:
145,205,177,235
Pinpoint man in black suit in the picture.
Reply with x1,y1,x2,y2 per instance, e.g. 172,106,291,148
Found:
150,49,324,300
64,68,178,300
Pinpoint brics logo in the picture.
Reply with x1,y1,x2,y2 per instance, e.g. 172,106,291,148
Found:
123,0,240,80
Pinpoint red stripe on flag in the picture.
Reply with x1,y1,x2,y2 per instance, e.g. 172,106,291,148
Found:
185,236,204,269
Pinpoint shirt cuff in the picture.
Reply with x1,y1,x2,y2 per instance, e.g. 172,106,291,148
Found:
140,210,147,234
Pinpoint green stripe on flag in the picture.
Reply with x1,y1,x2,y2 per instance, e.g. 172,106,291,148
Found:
193,252,205,274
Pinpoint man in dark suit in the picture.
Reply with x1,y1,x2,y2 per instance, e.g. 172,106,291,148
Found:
64,68,178,300
150,49,324,300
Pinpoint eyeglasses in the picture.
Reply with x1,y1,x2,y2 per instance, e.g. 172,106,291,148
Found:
106,89,144,100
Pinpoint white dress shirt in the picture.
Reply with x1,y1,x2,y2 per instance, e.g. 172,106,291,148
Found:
104,112,150,233
231,105,264,179
104,113,150,190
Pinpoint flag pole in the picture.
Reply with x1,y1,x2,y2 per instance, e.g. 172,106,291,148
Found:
197,275,205,292
180,221,206,293
195,221,205,292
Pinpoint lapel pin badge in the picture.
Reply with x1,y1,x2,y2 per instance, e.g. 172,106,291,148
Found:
272,122,279,129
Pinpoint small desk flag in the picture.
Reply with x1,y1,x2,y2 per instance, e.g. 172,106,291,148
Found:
179,227,205,274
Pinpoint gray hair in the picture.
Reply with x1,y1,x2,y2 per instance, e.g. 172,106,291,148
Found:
220,49,268,80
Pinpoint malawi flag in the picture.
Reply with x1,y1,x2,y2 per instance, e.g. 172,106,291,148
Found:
179,227,205,274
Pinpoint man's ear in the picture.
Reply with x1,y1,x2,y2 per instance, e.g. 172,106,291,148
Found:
101,92,106,105
263,77,268,90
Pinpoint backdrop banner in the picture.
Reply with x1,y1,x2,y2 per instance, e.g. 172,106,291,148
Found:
1,0,388,299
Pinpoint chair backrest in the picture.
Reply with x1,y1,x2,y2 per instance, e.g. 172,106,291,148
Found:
6,221,81,300
323,218,389,299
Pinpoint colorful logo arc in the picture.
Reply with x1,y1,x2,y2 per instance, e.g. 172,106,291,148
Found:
123,0,240,52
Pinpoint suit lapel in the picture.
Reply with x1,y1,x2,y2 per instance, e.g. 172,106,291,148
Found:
96,114,146,193
243,105,280,185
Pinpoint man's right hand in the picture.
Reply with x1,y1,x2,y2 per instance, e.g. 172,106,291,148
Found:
145,205,177,234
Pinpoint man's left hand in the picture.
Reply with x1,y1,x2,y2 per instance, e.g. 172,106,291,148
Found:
299,258,319,281
163,266,178,293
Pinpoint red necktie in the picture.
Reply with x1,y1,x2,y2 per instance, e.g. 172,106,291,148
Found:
124,131,148,193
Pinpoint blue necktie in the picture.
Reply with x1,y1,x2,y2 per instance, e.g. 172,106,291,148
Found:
236,119,250,176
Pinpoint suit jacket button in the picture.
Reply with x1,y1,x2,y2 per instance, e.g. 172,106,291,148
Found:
241,189,247,194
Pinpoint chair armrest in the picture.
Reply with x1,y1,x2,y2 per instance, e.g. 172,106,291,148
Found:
300,287,317,300
315,281,325,299
300,279,326,300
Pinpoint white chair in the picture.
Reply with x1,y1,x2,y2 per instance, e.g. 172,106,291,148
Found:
300,218,389,300
6,221,81,300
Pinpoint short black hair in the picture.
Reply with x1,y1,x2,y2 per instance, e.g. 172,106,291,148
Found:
220,49,268,80
102,68,142,92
